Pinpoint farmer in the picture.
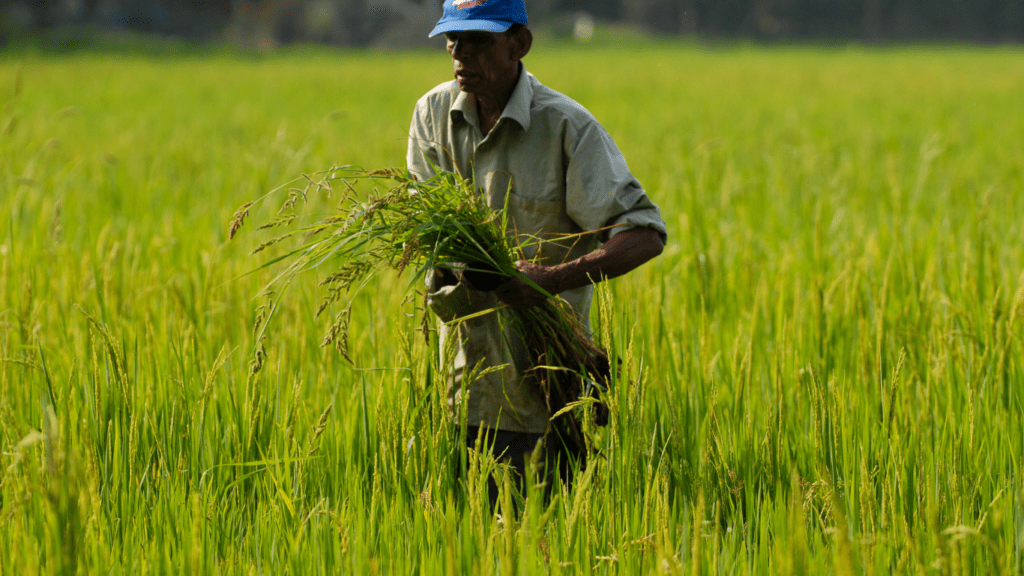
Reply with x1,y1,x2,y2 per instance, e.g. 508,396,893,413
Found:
407,0,667,503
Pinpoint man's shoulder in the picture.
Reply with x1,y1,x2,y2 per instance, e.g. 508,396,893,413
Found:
416,80,461,111
527,75,598,132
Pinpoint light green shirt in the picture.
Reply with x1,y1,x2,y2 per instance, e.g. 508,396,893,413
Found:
407,66,667,433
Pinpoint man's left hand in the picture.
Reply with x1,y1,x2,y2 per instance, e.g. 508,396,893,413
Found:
493,261,554,310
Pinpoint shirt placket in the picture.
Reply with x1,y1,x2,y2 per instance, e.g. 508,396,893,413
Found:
473,127,494,196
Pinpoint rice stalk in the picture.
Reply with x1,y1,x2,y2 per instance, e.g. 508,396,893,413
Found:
233,167,612,456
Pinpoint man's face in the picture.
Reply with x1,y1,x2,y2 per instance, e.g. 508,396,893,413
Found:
445,30,521,97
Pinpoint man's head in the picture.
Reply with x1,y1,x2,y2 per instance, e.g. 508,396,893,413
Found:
430,0,532,100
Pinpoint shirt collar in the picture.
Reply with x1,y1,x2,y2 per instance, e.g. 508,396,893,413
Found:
450,64,534,132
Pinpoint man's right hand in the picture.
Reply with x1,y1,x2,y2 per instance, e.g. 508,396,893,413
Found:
433,267,461,288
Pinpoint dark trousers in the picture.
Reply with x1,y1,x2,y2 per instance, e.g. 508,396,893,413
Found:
463,425,578,512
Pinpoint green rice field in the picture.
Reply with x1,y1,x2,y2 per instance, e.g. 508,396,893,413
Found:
2,39,1023,574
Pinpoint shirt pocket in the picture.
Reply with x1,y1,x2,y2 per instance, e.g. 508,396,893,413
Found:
504,191,587,266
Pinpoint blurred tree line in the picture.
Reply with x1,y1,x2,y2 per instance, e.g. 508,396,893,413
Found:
2,0,1023,46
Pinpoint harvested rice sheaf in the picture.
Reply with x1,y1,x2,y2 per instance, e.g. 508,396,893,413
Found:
234,166,611,457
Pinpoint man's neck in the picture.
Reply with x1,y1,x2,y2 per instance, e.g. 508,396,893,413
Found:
474,65,521,136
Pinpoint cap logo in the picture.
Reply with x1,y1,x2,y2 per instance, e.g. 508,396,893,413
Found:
454,0,488,9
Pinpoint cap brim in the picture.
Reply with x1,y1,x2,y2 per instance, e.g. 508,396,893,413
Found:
428,19,513,38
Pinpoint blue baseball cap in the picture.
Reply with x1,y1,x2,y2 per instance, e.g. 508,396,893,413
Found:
428,0,528,38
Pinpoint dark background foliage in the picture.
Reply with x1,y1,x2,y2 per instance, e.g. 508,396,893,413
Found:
2,0,1022,49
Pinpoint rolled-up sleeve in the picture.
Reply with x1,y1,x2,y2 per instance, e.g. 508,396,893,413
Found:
564,121,668,244
407,96,441,182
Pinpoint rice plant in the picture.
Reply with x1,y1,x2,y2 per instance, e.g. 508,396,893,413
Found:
232,166,610,458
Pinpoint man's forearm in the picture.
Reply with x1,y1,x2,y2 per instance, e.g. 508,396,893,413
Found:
494,227,664,309
541,227,664,294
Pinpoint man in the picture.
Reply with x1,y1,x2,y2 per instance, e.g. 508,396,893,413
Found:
406,0,667,500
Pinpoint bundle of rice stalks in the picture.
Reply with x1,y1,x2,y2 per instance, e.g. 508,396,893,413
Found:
231,166,610,459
